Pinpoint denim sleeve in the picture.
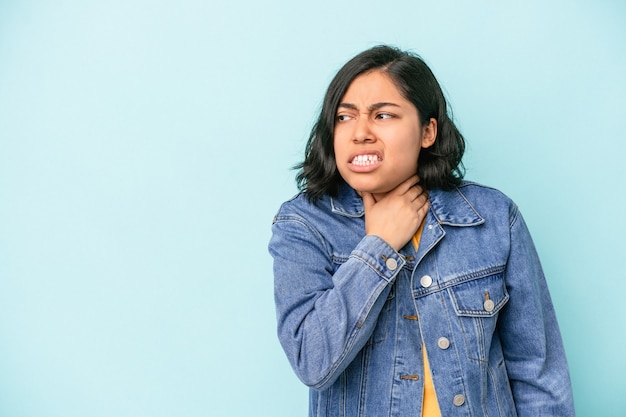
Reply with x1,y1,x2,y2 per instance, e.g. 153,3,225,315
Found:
269,215,404,390
499,206,576,416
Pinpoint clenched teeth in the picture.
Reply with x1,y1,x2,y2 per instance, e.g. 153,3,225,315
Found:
351,154,381,166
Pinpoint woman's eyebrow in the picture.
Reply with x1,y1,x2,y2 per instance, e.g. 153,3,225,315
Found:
368,102,400,111
337,102,358,110
337,102,401,111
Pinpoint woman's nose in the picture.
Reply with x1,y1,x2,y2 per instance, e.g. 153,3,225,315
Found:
353,117,375,143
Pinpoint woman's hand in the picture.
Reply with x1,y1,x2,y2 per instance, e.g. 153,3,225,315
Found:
361,175,429,251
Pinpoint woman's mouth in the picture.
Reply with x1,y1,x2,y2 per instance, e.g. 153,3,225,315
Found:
350,154,382,166
348,153,383,172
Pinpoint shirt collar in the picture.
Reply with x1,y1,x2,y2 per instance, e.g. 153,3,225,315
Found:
330,181,484,226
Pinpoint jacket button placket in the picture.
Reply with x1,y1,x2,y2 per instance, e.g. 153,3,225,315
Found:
399,296,421,383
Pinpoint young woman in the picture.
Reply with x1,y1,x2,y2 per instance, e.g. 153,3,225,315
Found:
269,45,575,417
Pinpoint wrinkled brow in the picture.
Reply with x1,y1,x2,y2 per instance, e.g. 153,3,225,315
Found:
337,102,401,112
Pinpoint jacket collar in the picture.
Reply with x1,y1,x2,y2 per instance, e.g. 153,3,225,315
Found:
330,181,484,226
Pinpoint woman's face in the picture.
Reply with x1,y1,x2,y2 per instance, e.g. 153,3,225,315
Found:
333,70,436,197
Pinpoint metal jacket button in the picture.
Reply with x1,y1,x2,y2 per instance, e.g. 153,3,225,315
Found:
484,299,495,312
385,258,398,270
420,275,432,288
453,394,465,406
437,337,450,349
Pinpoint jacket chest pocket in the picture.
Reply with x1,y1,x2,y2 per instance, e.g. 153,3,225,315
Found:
447,268,509,362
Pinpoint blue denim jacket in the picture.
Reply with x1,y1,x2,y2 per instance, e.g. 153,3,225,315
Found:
269,181,575,417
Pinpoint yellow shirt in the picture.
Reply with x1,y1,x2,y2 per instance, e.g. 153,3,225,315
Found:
412,221,442,417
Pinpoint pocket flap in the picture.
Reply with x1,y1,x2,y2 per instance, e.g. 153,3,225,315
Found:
448,272,509,317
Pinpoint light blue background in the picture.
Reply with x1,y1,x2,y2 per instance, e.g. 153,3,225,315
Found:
1,1,624,416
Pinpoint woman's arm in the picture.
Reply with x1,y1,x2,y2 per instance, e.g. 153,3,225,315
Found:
499,206,576,416
270,216,404,390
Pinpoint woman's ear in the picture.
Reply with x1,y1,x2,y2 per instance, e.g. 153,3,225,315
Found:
421,118,437,149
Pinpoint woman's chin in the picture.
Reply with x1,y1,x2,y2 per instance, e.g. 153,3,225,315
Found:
353,186,393,199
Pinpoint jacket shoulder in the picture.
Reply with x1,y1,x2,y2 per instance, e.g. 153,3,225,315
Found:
457,181,512,200
272,192,331,222
456,181,520,219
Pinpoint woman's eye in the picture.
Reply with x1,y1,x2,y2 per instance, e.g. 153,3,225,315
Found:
376,113,393,119
336,114,351,122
